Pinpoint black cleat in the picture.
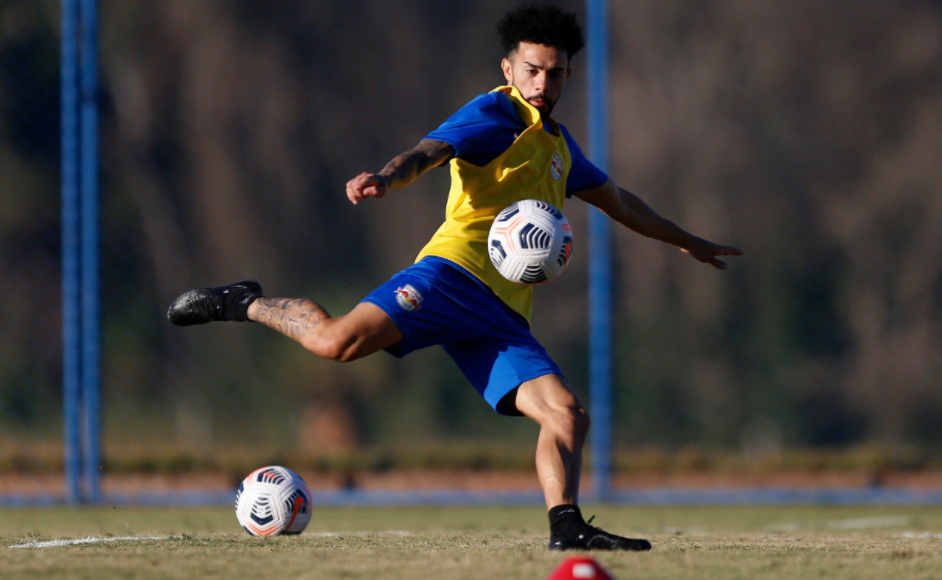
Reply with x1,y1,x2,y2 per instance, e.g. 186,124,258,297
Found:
167,280,262,326
548,516,652,551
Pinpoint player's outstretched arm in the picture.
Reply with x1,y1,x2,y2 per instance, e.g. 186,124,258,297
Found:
345,139,455,205
574,179,743,270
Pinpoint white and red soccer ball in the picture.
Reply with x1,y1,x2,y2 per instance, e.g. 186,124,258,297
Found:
235,466,312,536
488,199,573,285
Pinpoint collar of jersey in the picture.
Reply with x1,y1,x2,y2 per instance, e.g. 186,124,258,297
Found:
449,86,562,172
490,85,561,137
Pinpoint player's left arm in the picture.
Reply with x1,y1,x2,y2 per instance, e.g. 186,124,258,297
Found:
573,179,743,270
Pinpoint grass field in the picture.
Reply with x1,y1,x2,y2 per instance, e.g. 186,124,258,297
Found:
3,505,942,579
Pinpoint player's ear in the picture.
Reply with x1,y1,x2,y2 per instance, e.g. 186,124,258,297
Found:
501,58,513,83
565,68,572,80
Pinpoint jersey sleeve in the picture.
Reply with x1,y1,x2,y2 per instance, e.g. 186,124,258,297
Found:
560,125,609,198
424,92,523,167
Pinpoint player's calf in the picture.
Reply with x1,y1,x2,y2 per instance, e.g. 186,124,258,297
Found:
248,297,333,346
249,298,374,363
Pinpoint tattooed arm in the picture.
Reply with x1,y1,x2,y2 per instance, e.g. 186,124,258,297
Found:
345,139,455,205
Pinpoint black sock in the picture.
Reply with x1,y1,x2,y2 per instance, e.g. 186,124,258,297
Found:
223,288,261,322
548,504,585,537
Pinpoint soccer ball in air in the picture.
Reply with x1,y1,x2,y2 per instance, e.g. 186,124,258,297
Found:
235,465,312,536
488,199,573,284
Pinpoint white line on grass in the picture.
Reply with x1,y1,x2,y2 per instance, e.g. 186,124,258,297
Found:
9,531,413,549
764,515,914,533
827,516,913,530
897,532,942,540
309,530,413,537
9,536,167,549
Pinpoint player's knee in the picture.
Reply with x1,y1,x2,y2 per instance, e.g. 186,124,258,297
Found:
302,331,356,363
546,406,590,445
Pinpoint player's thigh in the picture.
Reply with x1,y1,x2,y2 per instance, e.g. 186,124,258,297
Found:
317,302,403,361
511,374,586,425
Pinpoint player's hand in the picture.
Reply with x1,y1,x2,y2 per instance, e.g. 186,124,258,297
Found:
680,237,744,270
346,172,390,205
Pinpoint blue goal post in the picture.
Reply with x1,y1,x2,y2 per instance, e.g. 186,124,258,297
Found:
61,0,81,506
587,0,613,501
61,0,101,505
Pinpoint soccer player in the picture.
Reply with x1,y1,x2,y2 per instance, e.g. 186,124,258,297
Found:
168,5,741,551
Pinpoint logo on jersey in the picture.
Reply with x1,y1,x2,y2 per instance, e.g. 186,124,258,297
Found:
395,285,423,312
550,152,563,181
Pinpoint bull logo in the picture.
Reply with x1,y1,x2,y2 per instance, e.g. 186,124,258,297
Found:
395,284,423,312
550,152,563,181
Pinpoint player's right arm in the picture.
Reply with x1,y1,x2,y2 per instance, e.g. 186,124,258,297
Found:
345,139,455,205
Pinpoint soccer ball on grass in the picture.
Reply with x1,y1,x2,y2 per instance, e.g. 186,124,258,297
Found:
488,199,573,284
235,465,312,536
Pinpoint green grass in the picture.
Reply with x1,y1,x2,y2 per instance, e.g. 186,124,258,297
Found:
2,505,942,579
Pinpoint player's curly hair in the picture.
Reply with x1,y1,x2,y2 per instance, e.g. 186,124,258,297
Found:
497,4,585,61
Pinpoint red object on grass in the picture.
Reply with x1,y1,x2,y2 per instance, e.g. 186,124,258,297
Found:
544,557,617,580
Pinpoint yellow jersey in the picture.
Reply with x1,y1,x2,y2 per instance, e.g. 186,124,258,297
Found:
415,86,572,322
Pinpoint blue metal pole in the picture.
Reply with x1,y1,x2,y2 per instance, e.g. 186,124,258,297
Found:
586,0,613,501
79,0,101,503
61,0,82,506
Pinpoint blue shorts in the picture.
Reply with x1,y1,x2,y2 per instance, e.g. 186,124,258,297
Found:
361,257,562,415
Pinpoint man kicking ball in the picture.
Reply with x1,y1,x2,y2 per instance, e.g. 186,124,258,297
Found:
168,5,742,551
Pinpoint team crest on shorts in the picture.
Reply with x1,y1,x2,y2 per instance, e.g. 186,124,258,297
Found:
550,152,563,181
395,284,423,312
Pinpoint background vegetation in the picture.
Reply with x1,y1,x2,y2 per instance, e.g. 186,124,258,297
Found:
1,0,941,470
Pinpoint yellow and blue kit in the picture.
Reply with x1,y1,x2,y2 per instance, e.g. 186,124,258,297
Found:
362,86,607,414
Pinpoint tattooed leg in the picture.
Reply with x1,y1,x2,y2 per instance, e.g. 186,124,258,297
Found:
247,298,402,363
248,297,328,342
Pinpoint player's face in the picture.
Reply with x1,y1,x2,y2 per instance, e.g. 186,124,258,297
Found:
501,42,571,119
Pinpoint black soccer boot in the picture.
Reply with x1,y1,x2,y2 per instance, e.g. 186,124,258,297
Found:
167,280,263,326
548,505,651,552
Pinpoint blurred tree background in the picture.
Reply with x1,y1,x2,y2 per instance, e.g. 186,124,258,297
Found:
1,0,941,471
